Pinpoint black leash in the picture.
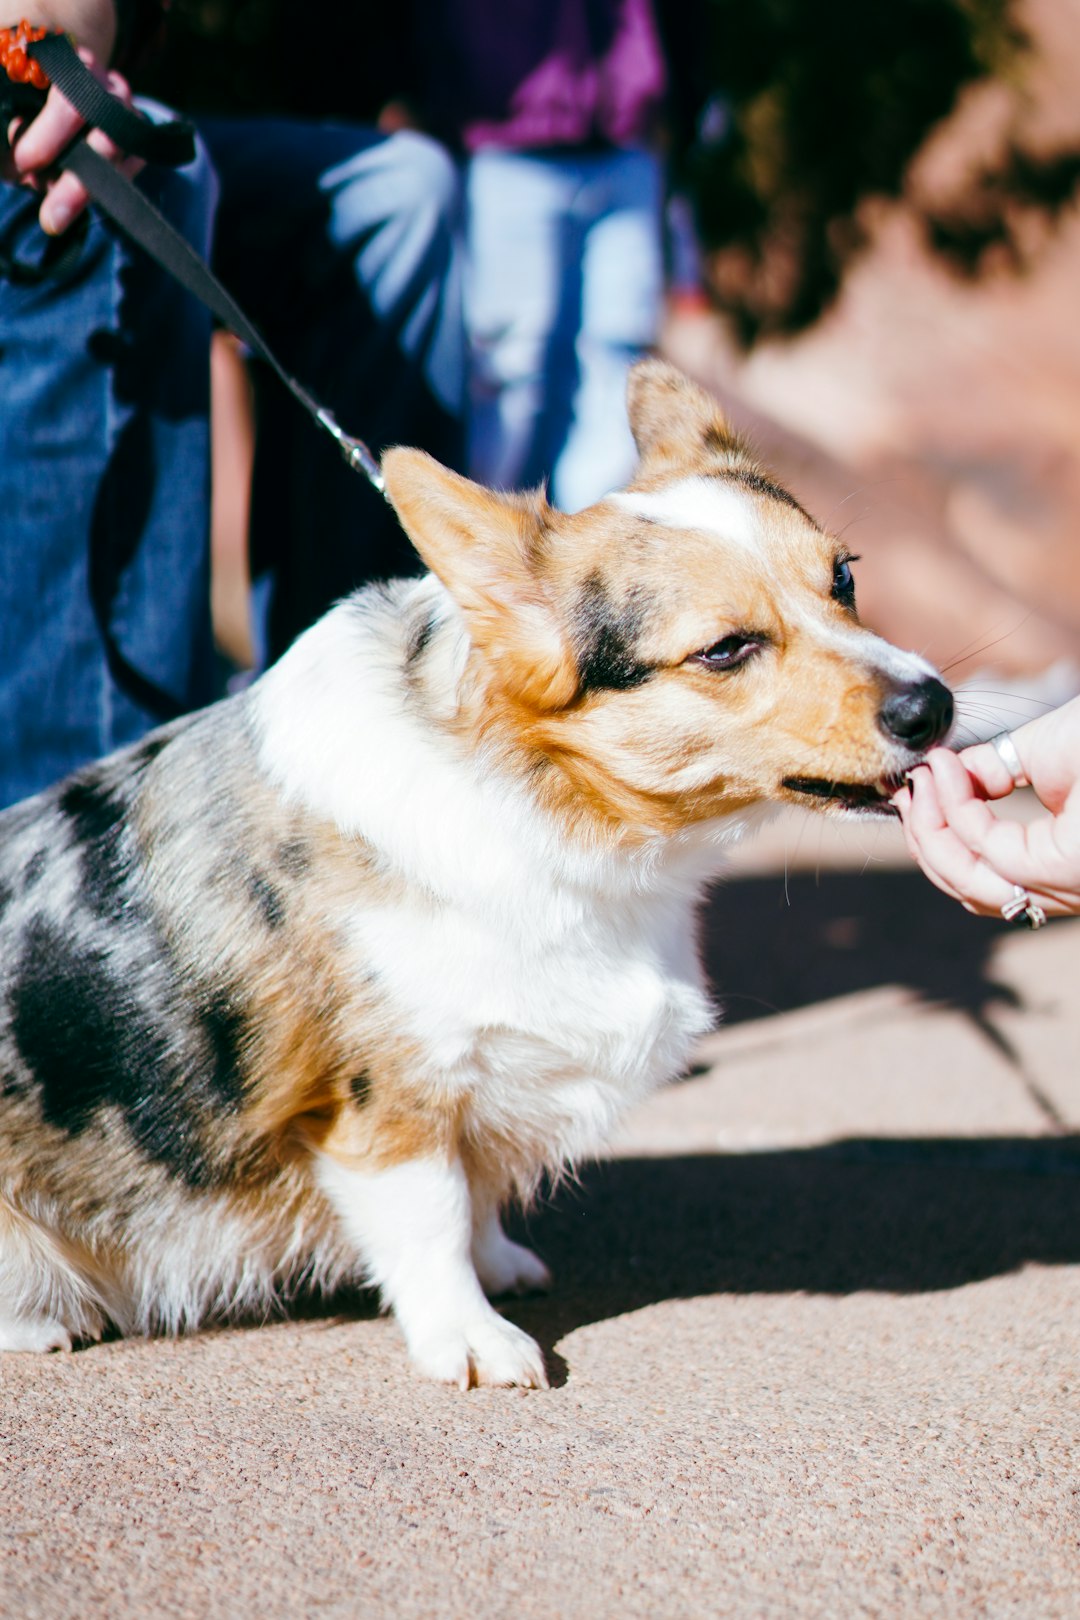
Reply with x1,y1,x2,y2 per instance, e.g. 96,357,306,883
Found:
9,32,387,495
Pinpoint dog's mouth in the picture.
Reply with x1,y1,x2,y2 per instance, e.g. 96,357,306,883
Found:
781,772,906,816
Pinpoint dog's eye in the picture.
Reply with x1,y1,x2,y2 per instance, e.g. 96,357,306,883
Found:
691,635,762,670
832,556,858,604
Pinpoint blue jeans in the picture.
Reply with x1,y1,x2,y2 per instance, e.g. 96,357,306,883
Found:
0,117,463,809
465,146,663,513
0,115,217,809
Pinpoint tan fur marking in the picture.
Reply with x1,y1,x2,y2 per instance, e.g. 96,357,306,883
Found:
382,449,578,712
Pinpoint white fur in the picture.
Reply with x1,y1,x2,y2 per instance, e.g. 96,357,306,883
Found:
251,584,723,1178
0,1313,74,1353
789,613,937,687
315,1154,548,1388
612,479,936,689
610,478,762,553
471,1208,551,1297
0,1170,356,1350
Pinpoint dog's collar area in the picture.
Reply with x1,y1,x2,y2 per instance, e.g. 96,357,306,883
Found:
781,774,904,815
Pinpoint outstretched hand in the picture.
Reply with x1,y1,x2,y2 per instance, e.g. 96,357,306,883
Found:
3,43,139,234
891,693,1080,920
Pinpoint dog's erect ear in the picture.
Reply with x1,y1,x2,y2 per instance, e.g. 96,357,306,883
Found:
627,359,736,473
381,448,577,710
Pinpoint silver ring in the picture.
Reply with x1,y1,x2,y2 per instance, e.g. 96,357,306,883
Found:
1001,884,1047,929
989,730,1027,786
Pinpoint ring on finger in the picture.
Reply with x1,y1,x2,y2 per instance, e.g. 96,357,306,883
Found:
1000,884,1047,929
989,730,1028,787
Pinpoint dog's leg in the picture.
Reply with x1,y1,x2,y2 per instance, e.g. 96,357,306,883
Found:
0,1199,104,1353
315,1153,548,1389
471,1201,552,1299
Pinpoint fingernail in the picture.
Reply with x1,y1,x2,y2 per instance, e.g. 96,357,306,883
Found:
41,199,73,236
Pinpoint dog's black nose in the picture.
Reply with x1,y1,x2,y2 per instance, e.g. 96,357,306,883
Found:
879,677,954,749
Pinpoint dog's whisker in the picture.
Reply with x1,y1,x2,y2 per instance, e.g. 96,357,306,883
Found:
938,613,1034,675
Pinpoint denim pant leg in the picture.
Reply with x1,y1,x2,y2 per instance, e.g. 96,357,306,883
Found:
465,151,574,498
559,149,663,513
465,147,663,512
201,121,465,658
0,124,217,809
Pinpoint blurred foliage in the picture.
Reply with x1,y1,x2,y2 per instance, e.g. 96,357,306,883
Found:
143,0,1080,346
923,143,1080,277
661,0,1080,343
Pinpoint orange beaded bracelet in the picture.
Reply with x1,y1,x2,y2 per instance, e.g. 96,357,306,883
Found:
0,20,52,91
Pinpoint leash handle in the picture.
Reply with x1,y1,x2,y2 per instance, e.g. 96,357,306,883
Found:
0,23,196,165
28,31,196,165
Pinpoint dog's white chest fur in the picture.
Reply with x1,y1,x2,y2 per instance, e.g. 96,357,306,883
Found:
346,882,711,1154
253,583,718,1163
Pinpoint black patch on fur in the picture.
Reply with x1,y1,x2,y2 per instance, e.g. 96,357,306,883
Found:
200,988,250,1112
730,467,806,515
349,1072,372,1108
132,734,169,769
247,869,285,930
574,575,653,695
406,612,437,665
708,459,816,524
276,839,311,878
9,917,220,1187
59,777,132,923
23,848,47,888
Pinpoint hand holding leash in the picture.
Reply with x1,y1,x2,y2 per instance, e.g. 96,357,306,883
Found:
0,23,385,495
892,693,1080,923
1,28,141,235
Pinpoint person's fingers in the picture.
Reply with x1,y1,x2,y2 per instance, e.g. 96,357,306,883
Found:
7,83,84,175
962,696,1080,816
13,59,140,235
951,738,1020,800
923,748,1073,891
891,778,936,874
898,766,980,905
903,760,1024,913
907,752,1076,916
37,169,89,234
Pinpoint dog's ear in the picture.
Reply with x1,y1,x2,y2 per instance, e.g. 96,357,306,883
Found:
627,359,737,473
381,448,577,710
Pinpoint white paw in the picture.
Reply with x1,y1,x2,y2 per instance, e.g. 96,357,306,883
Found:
475,1235,552,1299
0,1314,74,1353
408,1309,549,1391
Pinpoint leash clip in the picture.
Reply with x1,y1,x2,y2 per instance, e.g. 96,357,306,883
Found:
316,408,386,496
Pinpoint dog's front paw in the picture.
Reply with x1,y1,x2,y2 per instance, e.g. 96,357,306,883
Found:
408,1310,549,1391
473,1219,553,1298
475,1234,552,1299
0,1313,75,1353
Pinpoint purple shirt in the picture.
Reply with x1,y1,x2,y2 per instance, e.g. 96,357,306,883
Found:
420,0,668,153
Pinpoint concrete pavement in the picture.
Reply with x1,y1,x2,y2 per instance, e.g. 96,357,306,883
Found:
4,811,1079,1619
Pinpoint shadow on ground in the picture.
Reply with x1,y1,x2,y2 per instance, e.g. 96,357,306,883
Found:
308,1137,1080,1381
244,868,1080,1375
496,1137,1080,1378
700,866,1018,1027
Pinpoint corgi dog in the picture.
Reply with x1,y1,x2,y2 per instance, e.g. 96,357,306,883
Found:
0,362,952,1387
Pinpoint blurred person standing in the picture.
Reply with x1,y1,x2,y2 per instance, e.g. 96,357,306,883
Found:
0,0,464,808
395,0,668,512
